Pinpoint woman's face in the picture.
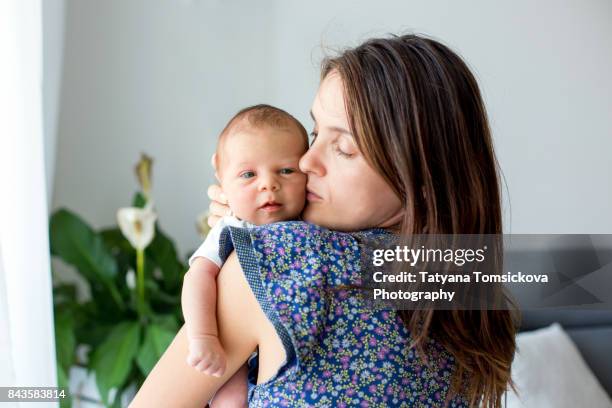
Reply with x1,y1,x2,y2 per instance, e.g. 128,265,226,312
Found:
299,71,403,231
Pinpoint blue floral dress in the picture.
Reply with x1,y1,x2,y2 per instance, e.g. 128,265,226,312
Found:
218,221,468,407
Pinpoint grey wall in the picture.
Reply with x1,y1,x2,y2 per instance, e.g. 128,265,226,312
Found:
43,0,65,206
265,0,612,235
52,0,612,259
53,0,276,259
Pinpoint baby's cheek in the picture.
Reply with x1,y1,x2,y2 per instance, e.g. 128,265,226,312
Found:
226,188,257,219
290,183,307,206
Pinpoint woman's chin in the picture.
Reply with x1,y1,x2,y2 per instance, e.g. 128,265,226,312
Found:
301,206,318,224
302,207,357,232
302,206,334,229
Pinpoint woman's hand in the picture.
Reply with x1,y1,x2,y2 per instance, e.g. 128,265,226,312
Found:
207,153,231,228
206,184,230,228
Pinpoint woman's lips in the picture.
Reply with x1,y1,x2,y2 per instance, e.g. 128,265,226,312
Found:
306,189,323,202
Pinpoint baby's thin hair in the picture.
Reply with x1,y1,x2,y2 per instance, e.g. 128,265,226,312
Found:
218,104,308,150
214,105,309,176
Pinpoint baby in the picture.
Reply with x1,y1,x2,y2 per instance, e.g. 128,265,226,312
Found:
182,104,308,406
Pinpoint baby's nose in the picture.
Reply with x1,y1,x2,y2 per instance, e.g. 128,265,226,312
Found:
259,176,280,192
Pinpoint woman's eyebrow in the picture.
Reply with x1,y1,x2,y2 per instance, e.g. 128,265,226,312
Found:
309,110,317,123
329,126,351,136
309,110,351,135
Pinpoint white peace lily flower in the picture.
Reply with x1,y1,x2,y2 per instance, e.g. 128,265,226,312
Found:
153,267,163,280
125,268,136,289
116,201,157,250
196,210,211,239
107,388,117,405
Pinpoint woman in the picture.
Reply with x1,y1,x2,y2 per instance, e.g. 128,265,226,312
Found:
131,34,517,407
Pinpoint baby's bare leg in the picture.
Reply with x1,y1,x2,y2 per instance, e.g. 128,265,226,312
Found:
181,257,226,376
209,363,249,408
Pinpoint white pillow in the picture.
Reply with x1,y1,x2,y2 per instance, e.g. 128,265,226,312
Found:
504,322,612,408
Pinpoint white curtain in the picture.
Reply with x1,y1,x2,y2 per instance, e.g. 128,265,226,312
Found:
0,0,58,405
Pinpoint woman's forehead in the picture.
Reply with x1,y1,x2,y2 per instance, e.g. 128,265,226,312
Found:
312,72,350,129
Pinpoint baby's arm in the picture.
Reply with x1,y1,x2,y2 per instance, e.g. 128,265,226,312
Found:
181,257,226,377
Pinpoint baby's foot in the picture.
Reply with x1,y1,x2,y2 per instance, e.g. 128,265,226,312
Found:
186,334,227,377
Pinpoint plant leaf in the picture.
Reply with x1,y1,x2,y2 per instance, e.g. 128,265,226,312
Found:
100,227,134,255
50,209,126,311
90,321,141,405
152,314,180,332
53,283,78,305
147,226,186,290
132,192,147,209
54,310,76,372
135,324,176,376
57,365,71,408
50,209,118,282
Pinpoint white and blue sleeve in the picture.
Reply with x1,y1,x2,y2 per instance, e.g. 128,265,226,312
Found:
188,216,250,268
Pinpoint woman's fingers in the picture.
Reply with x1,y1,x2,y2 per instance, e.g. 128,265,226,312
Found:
207,214,221,229
209,201,231,219
206,184,230,227
207,184,227,205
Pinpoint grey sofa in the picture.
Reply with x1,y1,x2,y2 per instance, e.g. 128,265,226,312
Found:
507,237,612,397
519,309,612,396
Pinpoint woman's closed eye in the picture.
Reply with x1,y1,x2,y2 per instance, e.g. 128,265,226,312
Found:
333,141,354,158
310,129,354,158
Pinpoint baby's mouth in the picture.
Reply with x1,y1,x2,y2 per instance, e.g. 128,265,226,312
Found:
259,201,283,212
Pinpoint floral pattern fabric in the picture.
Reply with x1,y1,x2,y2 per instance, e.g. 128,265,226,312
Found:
219,221,468,407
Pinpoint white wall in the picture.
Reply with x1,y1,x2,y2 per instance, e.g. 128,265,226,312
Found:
52,0,612,259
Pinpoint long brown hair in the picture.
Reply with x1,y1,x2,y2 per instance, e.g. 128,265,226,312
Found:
322,34,518,407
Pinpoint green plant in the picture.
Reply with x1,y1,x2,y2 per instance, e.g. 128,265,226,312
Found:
51,155,189,407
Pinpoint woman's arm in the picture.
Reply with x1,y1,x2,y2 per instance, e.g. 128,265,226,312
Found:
130,252,263,407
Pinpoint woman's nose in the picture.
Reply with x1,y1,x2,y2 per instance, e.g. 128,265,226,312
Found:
299,145,325,177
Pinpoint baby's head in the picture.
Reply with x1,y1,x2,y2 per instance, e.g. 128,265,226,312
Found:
213,104,309,225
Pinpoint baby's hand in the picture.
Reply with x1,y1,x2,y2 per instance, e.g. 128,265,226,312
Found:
186,334,227,377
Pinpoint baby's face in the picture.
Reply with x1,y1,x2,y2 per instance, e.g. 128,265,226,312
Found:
218,126,307,225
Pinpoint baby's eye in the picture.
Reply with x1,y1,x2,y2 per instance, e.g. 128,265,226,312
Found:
279,168,295,175
240,171,256,179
